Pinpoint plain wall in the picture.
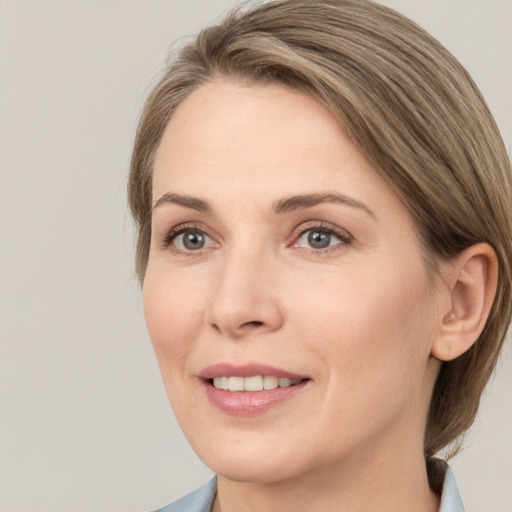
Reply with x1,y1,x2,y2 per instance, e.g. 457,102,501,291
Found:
0,1,510,511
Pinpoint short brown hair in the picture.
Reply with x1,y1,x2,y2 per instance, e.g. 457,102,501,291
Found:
128,0,512,461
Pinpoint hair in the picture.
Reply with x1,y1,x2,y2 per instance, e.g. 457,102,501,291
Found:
128,0,512,474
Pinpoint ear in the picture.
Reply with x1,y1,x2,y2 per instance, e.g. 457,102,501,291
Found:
432,243,498,362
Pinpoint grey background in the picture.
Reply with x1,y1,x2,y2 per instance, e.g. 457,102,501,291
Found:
0,1,511,511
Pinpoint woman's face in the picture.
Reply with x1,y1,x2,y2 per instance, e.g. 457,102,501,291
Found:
144,80,444,484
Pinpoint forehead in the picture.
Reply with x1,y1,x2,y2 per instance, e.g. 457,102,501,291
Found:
152,79,403,220
154,80,345,177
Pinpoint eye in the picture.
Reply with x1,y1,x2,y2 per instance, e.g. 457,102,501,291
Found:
293,223,351,252
297,229,340,249
162,224,217,252
176,230,210,250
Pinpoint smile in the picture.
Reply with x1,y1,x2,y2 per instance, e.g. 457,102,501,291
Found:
200,363,311,415
212,376,304,392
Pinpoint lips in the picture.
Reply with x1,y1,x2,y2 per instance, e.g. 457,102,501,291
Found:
199,363,310,415
199,362,307,380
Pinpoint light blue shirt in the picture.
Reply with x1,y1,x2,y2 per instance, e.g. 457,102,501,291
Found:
153,467,464,512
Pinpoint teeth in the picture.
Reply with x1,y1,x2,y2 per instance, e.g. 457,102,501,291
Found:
228,376,244,391
244,376,264,391
212,375,302,392
263,375,279,390
278,377,293,387
217,376,229,390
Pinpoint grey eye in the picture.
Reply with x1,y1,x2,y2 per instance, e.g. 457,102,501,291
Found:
296,228,346,250
177,231,207,250
307,230,331,249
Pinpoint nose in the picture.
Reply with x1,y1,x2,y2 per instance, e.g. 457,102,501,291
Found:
206,248,284,339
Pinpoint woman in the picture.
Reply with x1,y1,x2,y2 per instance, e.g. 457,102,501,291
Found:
128,1,512,510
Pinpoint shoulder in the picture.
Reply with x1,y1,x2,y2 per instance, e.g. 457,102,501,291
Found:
151,478,217,512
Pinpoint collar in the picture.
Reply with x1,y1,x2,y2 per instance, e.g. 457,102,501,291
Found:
439,467,465,512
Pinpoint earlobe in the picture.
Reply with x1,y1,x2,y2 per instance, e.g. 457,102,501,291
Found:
432,243,498,362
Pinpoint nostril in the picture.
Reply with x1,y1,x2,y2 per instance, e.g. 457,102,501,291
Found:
241,321,264,328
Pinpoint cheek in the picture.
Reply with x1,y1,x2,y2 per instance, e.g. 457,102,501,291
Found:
292,262,436,388
296,268,437,450
143,268,206,379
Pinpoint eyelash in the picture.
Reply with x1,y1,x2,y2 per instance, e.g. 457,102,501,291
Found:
160,222,211,251
291,221,352,254
160,221,352,254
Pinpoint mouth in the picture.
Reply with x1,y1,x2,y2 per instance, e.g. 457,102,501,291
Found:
199,363,311,415
209,375,306,392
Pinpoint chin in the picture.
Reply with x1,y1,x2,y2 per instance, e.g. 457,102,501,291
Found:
209,458,299,484
193,436,309,484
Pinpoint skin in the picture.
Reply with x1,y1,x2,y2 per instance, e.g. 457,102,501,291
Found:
144,80,454,512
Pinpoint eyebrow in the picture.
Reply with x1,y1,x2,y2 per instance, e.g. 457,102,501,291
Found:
273,192,374,217
152,192,213,213
152,191,374,217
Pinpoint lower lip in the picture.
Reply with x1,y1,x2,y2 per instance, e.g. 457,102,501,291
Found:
202,380,309,416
